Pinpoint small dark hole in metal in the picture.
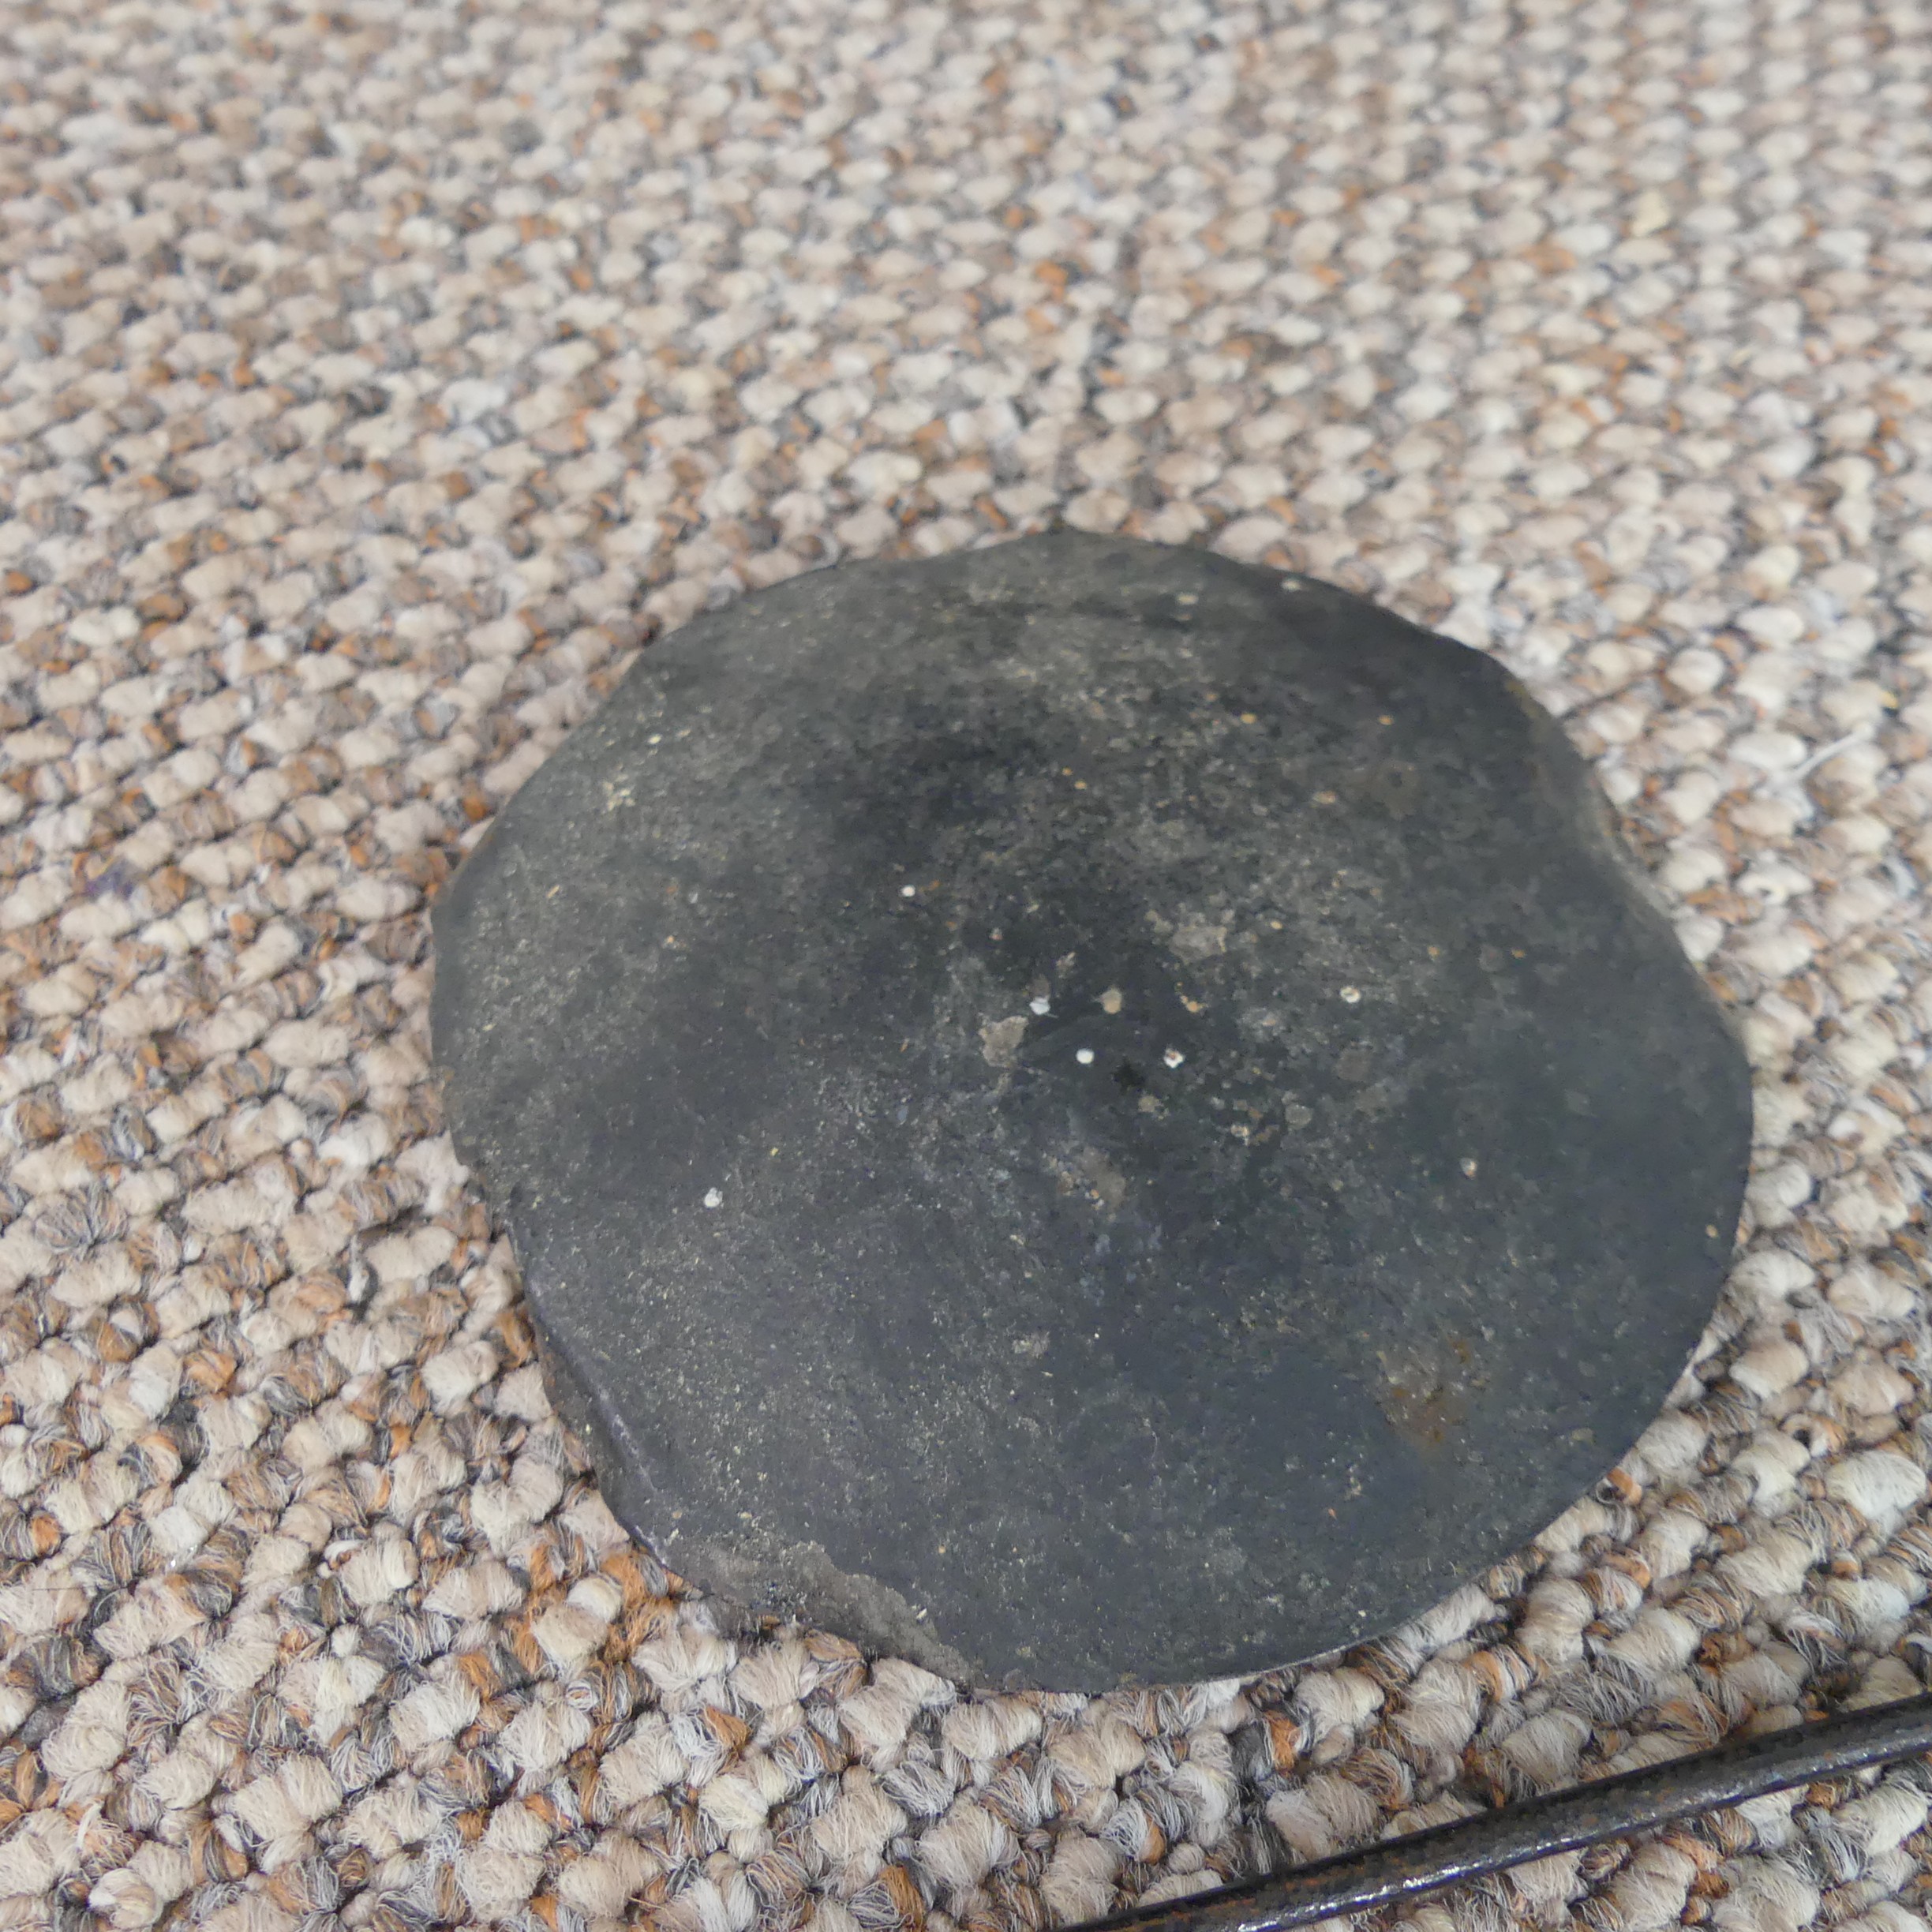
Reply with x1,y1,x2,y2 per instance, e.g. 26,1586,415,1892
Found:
1114,1059,1144,1091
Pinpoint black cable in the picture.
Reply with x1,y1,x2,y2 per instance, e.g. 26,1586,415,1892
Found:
1077,1692,1932,1932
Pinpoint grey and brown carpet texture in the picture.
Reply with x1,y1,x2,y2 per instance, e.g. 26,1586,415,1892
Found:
3,0,1932,1928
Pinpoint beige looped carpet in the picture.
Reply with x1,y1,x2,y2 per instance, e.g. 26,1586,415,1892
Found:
3,2,1932,1929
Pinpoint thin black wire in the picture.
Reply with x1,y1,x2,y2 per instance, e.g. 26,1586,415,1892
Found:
1076,1693,1932,1932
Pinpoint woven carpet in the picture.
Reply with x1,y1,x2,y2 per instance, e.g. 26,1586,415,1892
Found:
4,1,1932,1929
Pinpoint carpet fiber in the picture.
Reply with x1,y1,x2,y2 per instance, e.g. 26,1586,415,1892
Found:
3,2,1932,1930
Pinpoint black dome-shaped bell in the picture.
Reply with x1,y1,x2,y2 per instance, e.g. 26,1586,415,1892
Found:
431,534,1750,1690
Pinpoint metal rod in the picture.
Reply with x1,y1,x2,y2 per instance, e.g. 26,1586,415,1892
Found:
1079,1693,1932,1932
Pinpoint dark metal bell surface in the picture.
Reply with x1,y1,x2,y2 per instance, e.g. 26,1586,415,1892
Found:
432,534,1750,1690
